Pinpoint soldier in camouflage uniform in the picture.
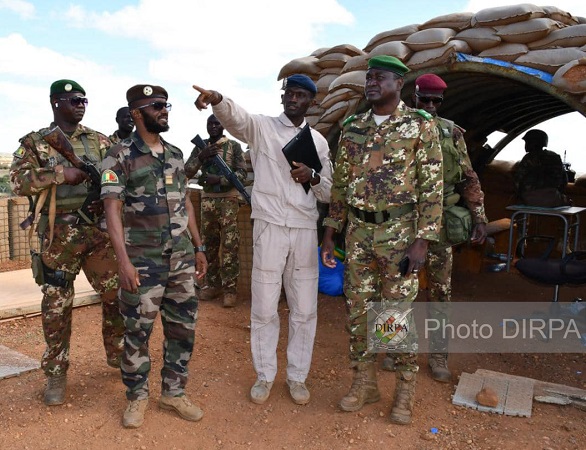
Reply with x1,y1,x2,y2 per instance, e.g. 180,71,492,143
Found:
382,74,488,382
321,56,443,425
101,84,208,429
184,114,247,307
513,129,569,207
108,106,134,145
9,79,125,406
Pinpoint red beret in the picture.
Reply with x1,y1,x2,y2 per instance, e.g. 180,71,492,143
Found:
415,74,447,94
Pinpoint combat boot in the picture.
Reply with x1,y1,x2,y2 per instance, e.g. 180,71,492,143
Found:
429,353,451,383
389,370,417,425
159,395,203,422
339,362,381,412
199,286,222,301
222,292,237,308
381,355,396,372
44,374,67,406
122,398,148,428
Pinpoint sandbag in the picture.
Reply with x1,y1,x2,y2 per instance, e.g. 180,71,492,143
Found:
319,44,365,58
542,5,579,26
403,28,457,51
419,12,473,31
320,87,355,110
329,70,366,92
495,18,562,44
479,43,528,62
471,4,545,27
317,52,352,69
529,24,586,49
277,56,320,80
515,48,586,74
406,40,471,70
316,73,339,92
363,24,420,52
340,54,369,74
552,57,586,94
319,101,349,124
456,28,501,52
368,41,413,60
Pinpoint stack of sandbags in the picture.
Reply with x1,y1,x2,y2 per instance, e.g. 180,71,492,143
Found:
277,3,586,139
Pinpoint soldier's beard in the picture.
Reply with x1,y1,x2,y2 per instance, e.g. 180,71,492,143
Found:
142,110,170,133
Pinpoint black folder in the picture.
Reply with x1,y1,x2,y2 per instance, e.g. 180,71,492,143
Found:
282,124,322,193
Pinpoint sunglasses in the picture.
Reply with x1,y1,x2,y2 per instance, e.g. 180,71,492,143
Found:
59,97,88,106
136,101,172,111
415,94,443,104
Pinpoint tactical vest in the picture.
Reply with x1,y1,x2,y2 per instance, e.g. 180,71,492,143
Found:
31,128,102,214
437,118,463,206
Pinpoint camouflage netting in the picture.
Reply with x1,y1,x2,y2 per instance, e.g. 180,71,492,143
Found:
278,4,586,140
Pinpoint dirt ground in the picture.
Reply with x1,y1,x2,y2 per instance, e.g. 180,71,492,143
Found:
0,267,585,450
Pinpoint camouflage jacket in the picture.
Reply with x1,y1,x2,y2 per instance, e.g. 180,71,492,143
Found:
100,131,191,256
323,101,443,242
184,135,247,197
436,117,487,224
514,148,567,195
109,130,124,145
10,124,111,213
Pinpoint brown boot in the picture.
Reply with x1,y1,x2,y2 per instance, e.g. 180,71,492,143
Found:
44,374,67,406
222,292,237,308
339,362,381,412
199,287,222,301
390,370,417,425
429,353,451,383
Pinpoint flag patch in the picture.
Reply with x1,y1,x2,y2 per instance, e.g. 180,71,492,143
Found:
101,169,119,184
13,147,25,159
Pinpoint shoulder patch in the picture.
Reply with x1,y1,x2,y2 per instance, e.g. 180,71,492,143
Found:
342,114,357,127
415,109,433,120
13,146,26,159
101,169,119,184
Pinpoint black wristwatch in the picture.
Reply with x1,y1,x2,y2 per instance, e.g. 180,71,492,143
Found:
195,245,206,253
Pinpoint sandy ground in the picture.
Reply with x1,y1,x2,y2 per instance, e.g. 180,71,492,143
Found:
0,269,585,450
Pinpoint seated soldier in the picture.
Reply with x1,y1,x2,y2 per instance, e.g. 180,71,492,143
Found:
513,129,569,207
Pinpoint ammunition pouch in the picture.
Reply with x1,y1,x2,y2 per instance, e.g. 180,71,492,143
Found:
432,204,473,251
31,251,45,286
31,251,75,288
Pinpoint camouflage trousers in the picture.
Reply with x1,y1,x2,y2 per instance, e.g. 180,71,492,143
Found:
344,216,419,372
40,221,124,377
118,252,198,401
425,245,453,353
201,197,240,294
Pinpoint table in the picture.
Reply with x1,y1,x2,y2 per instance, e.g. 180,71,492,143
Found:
505,205,586,272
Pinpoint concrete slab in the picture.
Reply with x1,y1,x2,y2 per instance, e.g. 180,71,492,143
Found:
453,372,533,417
0,344,40,380
0,269,99,320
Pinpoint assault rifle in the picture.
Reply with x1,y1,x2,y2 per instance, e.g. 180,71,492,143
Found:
41,126,102,223
192,134,251,205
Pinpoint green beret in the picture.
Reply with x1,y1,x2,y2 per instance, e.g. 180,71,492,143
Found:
367,55,410,77
126,84,168,106
50,79,86,96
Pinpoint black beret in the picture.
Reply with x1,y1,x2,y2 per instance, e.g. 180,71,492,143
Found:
126,84,168,106
282,74,317,95
368,55,410,77
50,79,86,96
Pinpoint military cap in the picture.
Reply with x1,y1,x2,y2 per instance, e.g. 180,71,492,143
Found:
367,55,410,76
50,79,86,96
126,84,168,106
415,74,447,94
522,129,548,145
282,74,317,95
